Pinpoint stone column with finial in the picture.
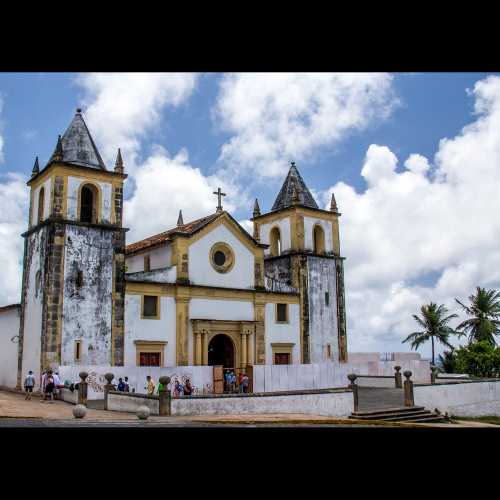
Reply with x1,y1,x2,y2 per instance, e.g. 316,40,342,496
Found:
177,210,184,226
403,371,414,407
347,373,359,412
103,372,115,410
31,157,40,178
253,199,261,241
394,365,402,388
158,376,172,416
77,371,88,406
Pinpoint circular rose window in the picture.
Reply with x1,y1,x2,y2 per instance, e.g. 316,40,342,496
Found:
210,243,235,273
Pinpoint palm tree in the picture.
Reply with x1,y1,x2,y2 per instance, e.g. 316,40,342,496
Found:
402,303,458,365
455,287,500,346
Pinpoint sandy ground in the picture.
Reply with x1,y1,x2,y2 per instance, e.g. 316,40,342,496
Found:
0,390,498,427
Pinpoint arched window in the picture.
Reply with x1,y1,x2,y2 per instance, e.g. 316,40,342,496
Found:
80,184,99,223
37,187,45,224
270,227,281,257
313,224,325,254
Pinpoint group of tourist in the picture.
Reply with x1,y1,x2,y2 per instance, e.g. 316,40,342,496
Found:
143,375,193,397
115,377,131,392
23,369,65,402
224,370,250,393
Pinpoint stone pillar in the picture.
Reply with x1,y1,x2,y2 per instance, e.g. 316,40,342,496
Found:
103,372,115,410
347,374,359,412
202,331,208,365
430,365,437,385
241,332,248,367
394,366,402,388
175,293,190,366
254,295,266,364
158,376,171,416
195,332,203,366
403,371,414,407
77,371,88,406
247,330,255,366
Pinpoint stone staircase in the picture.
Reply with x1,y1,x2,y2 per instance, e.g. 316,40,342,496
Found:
350,406,447,424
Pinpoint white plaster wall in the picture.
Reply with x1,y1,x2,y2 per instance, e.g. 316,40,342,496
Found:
189,224,254,289
304,216,333,253
264,303,300,364
260,217,291,256
67,176,113,223
190,298,254,321
0,308,21,388
124,294,176,367
126,244,172,273
21,230,46,386
414,381,500,417
171,390,353,417
57,365,213,399
31,178,52,225
108,392,159,414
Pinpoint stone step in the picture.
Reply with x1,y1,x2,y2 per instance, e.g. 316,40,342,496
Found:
351,409,430,421
352,406,425,417
381,411,440,422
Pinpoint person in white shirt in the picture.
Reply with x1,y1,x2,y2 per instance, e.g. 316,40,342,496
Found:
53,372,62,400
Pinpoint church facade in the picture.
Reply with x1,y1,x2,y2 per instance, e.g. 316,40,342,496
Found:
8,110,347,387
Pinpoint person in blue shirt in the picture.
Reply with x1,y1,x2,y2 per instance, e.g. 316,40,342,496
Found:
117,378,126,391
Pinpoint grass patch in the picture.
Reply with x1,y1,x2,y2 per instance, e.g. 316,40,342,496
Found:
452,415,500,425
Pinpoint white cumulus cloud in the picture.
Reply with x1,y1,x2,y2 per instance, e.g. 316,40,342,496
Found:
214,73,397,181
322,75,500,357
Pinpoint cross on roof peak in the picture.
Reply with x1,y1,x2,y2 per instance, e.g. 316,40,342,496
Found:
213,187,226,213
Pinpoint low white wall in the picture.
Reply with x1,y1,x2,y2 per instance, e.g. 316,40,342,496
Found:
108,392,159,414
58,365,213,400
414,380,500,417
59,388,78,404
0,307,20,389
171,390,353,417
356,377,397,388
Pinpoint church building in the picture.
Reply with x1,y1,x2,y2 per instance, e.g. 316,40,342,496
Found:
4,109,347,387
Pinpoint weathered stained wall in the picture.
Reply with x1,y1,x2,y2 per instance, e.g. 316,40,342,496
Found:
126,244,172,273
61,225,113,365
188,224,254,289
124,294,176,366
307,256,338,363
264,255,297,293
66,176,113,223
0,307,21,388
20,229,48,386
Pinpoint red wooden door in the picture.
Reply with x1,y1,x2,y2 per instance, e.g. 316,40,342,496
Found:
274,353,290,365
139,352,161,366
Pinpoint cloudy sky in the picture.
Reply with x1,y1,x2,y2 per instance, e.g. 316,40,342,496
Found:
1,72,499,359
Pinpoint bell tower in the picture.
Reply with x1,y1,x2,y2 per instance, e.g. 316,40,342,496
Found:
17,109,127,386
252,162,347,363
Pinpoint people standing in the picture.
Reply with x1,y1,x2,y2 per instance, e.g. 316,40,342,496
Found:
231,371,237,393
145,375,155,396
44,370,55,403
53,371,62,400
224,370,230,392
184,378,193,396
124,376,130,392
238,372,244,393
242,373,250,393
117,378,126,391
40,370,47,401
24,370,35,400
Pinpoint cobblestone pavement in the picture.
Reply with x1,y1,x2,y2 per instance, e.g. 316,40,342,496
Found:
1,390,497,427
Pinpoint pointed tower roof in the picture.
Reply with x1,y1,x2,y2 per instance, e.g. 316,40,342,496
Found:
330,192,338,212
31,157,40,177
52,108,106,170
177,210,184,226
253,198,261,217
271,162,318,211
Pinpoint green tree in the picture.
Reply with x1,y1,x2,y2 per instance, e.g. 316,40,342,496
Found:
438,350,458,373
455,341,500,378
402,303,458,365
455,287,500,346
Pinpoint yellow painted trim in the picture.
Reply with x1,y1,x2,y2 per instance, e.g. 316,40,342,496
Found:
134,340,167,366
140,294,161,320
209,242,235,274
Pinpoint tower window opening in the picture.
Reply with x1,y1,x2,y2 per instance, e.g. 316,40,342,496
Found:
75,340,82,361
325,291,329,306
270,227,282,257
75,270,84,289
80,184,98,223
313,224,325,254
37,187,45,224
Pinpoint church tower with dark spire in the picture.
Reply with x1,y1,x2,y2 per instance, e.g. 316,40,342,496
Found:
251,162,347,363
17,109,127,387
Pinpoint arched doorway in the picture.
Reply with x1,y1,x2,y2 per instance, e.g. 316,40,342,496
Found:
208,334,235,368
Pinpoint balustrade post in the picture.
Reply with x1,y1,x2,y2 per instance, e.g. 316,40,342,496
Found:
77,371,88,406
347,374,359,412
394,366,402,388
403,370,414,407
